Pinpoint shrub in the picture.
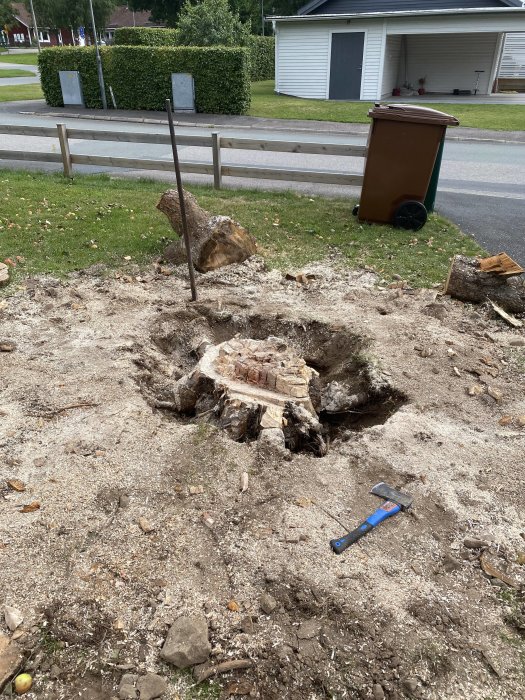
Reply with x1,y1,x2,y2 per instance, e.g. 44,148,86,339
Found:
113,27,180,46
176,0,250,47
39,45,251,115
247,35,274,81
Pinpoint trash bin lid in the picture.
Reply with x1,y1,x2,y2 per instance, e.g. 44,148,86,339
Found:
368,103,459,126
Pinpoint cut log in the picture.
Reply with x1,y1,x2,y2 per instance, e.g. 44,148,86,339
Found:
444,255,525,314
157,188,257,273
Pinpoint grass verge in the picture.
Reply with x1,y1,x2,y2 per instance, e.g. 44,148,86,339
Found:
0,52,39,65
0,68,35,77
250,81,525,131
0,170,485,288
0,82,43,102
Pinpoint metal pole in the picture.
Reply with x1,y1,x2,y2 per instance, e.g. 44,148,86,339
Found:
28,0,41,52
88,0,107,110
165,98,197,302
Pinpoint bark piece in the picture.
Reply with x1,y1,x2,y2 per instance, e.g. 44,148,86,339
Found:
444,255,525,314
0,634,23,693
158,189,257,273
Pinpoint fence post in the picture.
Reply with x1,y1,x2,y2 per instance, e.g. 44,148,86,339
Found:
211,131,222,189
56,123,73,178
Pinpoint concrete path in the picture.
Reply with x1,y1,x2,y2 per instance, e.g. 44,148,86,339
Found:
0,62,40,87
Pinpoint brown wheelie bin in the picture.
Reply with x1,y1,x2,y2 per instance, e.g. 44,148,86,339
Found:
355,104,459,231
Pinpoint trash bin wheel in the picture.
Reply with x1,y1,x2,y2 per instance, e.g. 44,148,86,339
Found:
352,204,359,216
393,200,427,231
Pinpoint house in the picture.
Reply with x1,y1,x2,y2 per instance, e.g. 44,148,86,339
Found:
1,4,163,48
270,0,525,100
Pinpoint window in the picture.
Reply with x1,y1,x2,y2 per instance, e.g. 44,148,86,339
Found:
39,31,51,43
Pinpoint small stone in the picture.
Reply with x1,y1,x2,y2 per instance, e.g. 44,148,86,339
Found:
419,347,433,358
464,538,489,549
517,415,525,427
33,458,45,468
0,340,16,353
138,517,154,534
189,485,204,495
160,616,211,669
423,302,447,321
487,386,503,402
4,606,23,631
49,664,62,679
119,674,138,700
136,672,167,700
260,593,277,615
443,554,461,573
372,684,385,700
403,678,418,694
297,619,321,639
516,551,525,566
509,338,525,347
119,494,130,509
0,634,23,690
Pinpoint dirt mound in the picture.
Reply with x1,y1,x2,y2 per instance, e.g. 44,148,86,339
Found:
0,258,524,699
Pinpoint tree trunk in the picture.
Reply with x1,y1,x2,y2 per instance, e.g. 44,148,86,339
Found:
444,255,525,313
157,188,257,273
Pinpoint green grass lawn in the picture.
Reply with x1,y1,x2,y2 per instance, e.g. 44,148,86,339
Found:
0,170,484,288
250,80,525,131
0,83,43,102
0,52,39,65
0,68,35,77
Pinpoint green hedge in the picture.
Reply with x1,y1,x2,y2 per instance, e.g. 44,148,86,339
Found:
113,27,180,46
113,26,274,81
247,36,274,81
38,45,251,114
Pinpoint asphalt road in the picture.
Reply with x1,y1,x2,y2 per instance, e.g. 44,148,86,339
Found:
0,108,523,262
0,62,39,86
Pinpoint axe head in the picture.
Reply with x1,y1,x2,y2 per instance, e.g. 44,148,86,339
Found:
371,482,413,510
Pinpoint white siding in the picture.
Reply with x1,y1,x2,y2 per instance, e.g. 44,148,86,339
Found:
500,33,525,78
405,33,497,94
386,12,525,35
381,34,402,97
361,24,384,99
275,18,386,99
275,22,330,99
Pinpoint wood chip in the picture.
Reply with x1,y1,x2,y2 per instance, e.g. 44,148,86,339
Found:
0,341,16,353
239,472,249,493
194,659,253,684
138,517,154,533
487,386,503,402
478,252,524,277
6,479,25,492
189,485,204,495
201,511,215,528
467,385,484,396
489,300,523,328
19,502,40,513
480,551,520,588
227,600,240,612
498,415,513,426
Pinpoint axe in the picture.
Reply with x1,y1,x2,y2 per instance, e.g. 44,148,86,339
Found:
330,482,413,555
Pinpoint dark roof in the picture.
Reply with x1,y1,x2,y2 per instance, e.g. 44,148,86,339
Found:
10,3,165,30
298,0,520,15
106,6,165,28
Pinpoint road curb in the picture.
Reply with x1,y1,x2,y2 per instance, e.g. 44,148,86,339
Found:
18,110,525,145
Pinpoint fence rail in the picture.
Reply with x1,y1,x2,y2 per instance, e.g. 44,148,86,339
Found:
0,122,366,188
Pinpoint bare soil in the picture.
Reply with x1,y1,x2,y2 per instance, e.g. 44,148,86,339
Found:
1,257,524,700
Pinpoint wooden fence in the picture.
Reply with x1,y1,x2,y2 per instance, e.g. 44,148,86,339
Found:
0,123,366,189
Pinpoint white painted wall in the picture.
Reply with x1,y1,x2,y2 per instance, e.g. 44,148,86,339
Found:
381,34,402,98
500,32,525,78
405,32,497,94
386,11,525,35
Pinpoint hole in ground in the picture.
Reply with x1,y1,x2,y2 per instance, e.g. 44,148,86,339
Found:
143,305,407,455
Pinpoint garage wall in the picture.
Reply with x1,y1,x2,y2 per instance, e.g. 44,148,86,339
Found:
275,19,385,100
500,32,525,78
381,34,402,97
405,32,498,94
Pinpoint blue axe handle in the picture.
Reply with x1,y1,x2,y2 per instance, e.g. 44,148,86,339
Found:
330,501,401,555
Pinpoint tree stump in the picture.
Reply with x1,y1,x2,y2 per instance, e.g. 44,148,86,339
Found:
157,189,257,273
444,255,525,314
169,337,327,456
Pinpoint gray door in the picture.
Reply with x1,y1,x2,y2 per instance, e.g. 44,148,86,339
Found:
329,32,365,100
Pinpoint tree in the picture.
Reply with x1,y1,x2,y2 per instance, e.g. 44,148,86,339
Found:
27,0,118,31
177,0,250,46
0,0,15,28
128,0,183,28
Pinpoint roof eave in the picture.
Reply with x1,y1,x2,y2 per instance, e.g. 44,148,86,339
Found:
269,6,525,20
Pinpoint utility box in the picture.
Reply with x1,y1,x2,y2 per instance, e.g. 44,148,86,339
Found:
59,71,84,107
356,104,458,231
171,73,195,113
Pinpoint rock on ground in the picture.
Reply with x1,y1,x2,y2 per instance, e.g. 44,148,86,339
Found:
160,615,211,669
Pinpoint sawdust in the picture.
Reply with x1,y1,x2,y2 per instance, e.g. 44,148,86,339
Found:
0,257,524,699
